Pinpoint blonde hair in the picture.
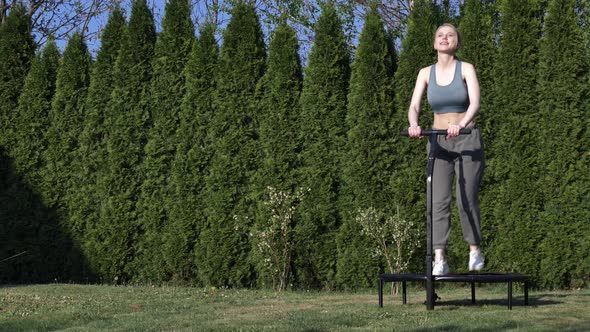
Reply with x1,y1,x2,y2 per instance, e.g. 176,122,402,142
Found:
434,23,462,51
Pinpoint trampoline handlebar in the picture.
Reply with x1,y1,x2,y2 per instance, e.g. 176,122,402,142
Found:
401,128,472,136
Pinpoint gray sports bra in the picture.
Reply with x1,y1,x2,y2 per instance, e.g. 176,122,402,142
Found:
427,60,469,114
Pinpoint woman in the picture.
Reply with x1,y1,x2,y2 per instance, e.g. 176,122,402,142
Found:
407,23,484,276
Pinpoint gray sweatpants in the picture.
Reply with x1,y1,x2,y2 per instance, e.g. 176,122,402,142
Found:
427,128,485,250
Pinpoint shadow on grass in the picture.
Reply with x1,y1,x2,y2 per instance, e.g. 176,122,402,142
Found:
409,317,590,332
382,289,562,309
410,321,521,332
0,318,71,332
531,292,590,298
0,315,119,332
433,295,560,308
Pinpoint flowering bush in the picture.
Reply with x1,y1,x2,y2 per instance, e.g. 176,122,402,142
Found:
356,207,420,294
253,186,308,291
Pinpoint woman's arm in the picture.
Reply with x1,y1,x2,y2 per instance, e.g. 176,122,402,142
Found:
458,62,480,127
448,62,480,137
408,67,429,138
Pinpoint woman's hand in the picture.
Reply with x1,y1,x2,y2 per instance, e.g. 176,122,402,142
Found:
447,124,464,138
408,125,422,138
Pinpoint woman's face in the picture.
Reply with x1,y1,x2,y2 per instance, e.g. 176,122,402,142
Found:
434,26,459,53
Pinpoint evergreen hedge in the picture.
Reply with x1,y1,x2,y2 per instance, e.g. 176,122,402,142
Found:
485,0,543,279
1,1,589,289
535,0,590,288
0,40,65,284
0,4,34,150
170,22,218,285
336,5,397,289
295,2,350,290
11,40,60,189
133,0,194,283
76,6,127,279
198,2,266,287
94,0,156,282
40,31,92,279
251,22,303,289
41,31,91,217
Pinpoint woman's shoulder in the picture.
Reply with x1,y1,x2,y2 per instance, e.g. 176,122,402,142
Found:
459,60,476,72
418,65,433,79
459,61,478,80
420,64,435,72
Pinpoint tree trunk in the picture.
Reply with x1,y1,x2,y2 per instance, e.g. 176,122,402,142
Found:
0,0,7,24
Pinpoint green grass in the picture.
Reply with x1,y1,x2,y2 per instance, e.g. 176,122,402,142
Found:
1,283,589,331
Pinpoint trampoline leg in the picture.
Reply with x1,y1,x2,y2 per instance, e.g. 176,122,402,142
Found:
471,282,476,304
426,277,434,310
402,281,407,304
524,282,529,306
508,280,513,310
379,278,383,307
426,256,434,310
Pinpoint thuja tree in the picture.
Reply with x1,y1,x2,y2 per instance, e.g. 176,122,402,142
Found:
536,0,590,288
41,31,91,217
391,0,442,272
169,22,218,285
485,0,543,278
198,2,266,287
576,0,590,48
93,0,156,282
336,6,397,289
132,0,194,283
11,40,60,189
0,3,34,149
251,22,302,290
39,31,91,278
294,2,350,289
74,6,126,277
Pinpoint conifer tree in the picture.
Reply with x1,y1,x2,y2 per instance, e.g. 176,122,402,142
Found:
0,4,35,149
336,6,397,289
169,22,218,284
294,2,350,289
391,0,442,272
11,40,60,189
251,22,302,289
41,31,91,217
578,0,590,48
199,2,265,287
73,6,126,276
39,31,90,278
536,0,590,288
485,0,543,277
94,0,156,281
132,0,194,282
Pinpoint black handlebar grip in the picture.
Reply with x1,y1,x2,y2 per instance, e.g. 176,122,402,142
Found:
401,128,472,136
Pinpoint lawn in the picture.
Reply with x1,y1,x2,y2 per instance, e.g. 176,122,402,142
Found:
1,283,589,331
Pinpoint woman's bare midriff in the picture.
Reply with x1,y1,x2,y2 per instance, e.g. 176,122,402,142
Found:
433,112,475,130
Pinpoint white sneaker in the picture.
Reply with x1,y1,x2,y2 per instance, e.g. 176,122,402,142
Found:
433,260,449,276
469,251,485,271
